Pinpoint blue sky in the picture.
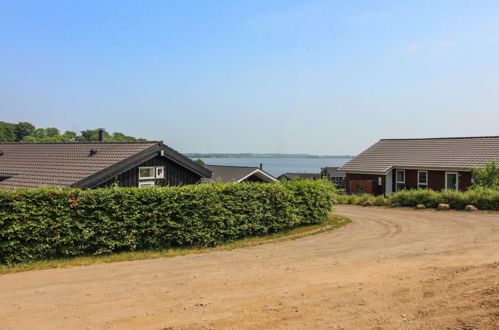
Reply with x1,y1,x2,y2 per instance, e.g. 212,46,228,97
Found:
1,1,498,154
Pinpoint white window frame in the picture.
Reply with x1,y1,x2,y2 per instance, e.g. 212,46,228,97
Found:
138,167,155,180
138,180,155,188
417,171,428,189
445,172,459,191
396,170,405,191
155,166,165,179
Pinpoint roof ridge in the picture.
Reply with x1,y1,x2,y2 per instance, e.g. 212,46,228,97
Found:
381,136,499,141
206,164,259,169
0,141,161,145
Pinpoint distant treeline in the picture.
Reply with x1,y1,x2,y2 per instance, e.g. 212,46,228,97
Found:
186,153,353,159
0,121,145,142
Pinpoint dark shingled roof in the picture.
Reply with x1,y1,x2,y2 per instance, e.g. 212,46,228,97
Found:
201,165,277,183
338,136,499,174
0,141,211,189
321,167,345,178
278,173,320,180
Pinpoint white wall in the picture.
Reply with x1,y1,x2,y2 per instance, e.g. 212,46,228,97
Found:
385,170,393,195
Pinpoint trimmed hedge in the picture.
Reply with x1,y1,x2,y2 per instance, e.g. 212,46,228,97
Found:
335,188,499,211
0,180,335,264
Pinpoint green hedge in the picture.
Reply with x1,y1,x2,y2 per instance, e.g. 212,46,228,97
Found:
390,188,499,210
335,188,499,210
335,194,390,206
0,180,335,264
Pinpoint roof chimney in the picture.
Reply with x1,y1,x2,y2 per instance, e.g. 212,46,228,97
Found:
98,128,105,142
259,163,263,170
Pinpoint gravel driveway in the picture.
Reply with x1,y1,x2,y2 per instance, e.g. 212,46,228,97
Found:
0,205,498,329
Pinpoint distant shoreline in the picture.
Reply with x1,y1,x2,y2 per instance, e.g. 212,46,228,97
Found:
186,153,353,159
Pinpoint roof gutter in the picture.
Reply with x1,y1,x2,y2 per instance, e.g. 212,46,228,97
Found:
341,166,473,176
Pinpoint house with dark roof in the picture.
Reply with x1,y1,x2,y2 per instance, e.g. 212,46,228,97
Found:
201,165,277,183
320,167,346,189
338,136,499,196
277,173,321,181
0,141,211,189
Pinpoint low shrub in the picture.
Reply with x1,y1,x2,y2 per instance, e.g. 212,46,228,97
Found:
336,188,499,211
335,194,390,206
0,180,335,264
390,187,499,210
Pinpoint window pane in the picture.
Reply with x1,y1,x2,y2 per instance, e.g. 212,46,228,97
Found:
396,171,404,182
139,168,154,178
418,172,427,184
446,173,457,190
156,167,164,178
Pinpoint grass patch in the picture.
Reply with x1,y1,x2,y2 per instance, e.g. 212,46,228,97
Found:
0,213,350,275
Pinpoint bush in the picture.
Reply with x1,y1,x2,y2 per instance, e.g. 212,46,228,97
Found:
471,161,499,189
336,188,499,211
335,194,390,206
0,180,335,264
390,187,499,210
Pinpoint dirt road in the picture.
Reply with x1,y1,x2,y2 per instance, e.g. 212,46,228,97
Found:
1,206,498,329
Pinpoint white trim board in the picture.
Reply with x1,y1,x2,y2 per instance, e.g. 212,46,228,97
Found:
237,169,278,183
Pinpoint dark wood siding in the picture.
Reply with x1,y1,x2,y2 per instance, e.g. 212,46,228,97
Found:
348,169,474,195
405,170,418,189
459,172,472,191
345,173,385,195
393,169,472,192
242,174,266,183
427,171,445,191
98,155,201,187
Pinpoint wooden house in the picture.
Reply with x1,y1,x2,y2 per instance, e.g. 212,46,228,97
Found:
338,136,499,195
201,165,277,183
0,141,211,189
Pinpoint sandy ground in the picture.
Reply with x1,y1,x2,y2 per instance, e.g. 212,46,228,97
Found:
0,206,498,330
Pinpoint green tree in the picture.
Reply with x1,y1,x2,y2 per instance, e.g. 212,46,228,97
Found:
0,121,146,142
45,127,60,137
14,122,35,141
0,121,16,142
194,159,205,166
30,128,47,139
62,131,77,141
471,161,499,189
78,129,110,141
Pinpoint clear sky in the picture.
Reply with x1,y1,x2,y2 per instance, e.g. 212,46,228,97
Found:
1,1,498,155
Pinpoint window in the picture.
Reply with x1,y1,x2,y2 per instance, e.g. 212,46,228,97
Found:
138,181,155,188
445,172,458,191
396,170,405,191
139,167,155,179
418,171,428,189
155,166,165,179
139,166,165,180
